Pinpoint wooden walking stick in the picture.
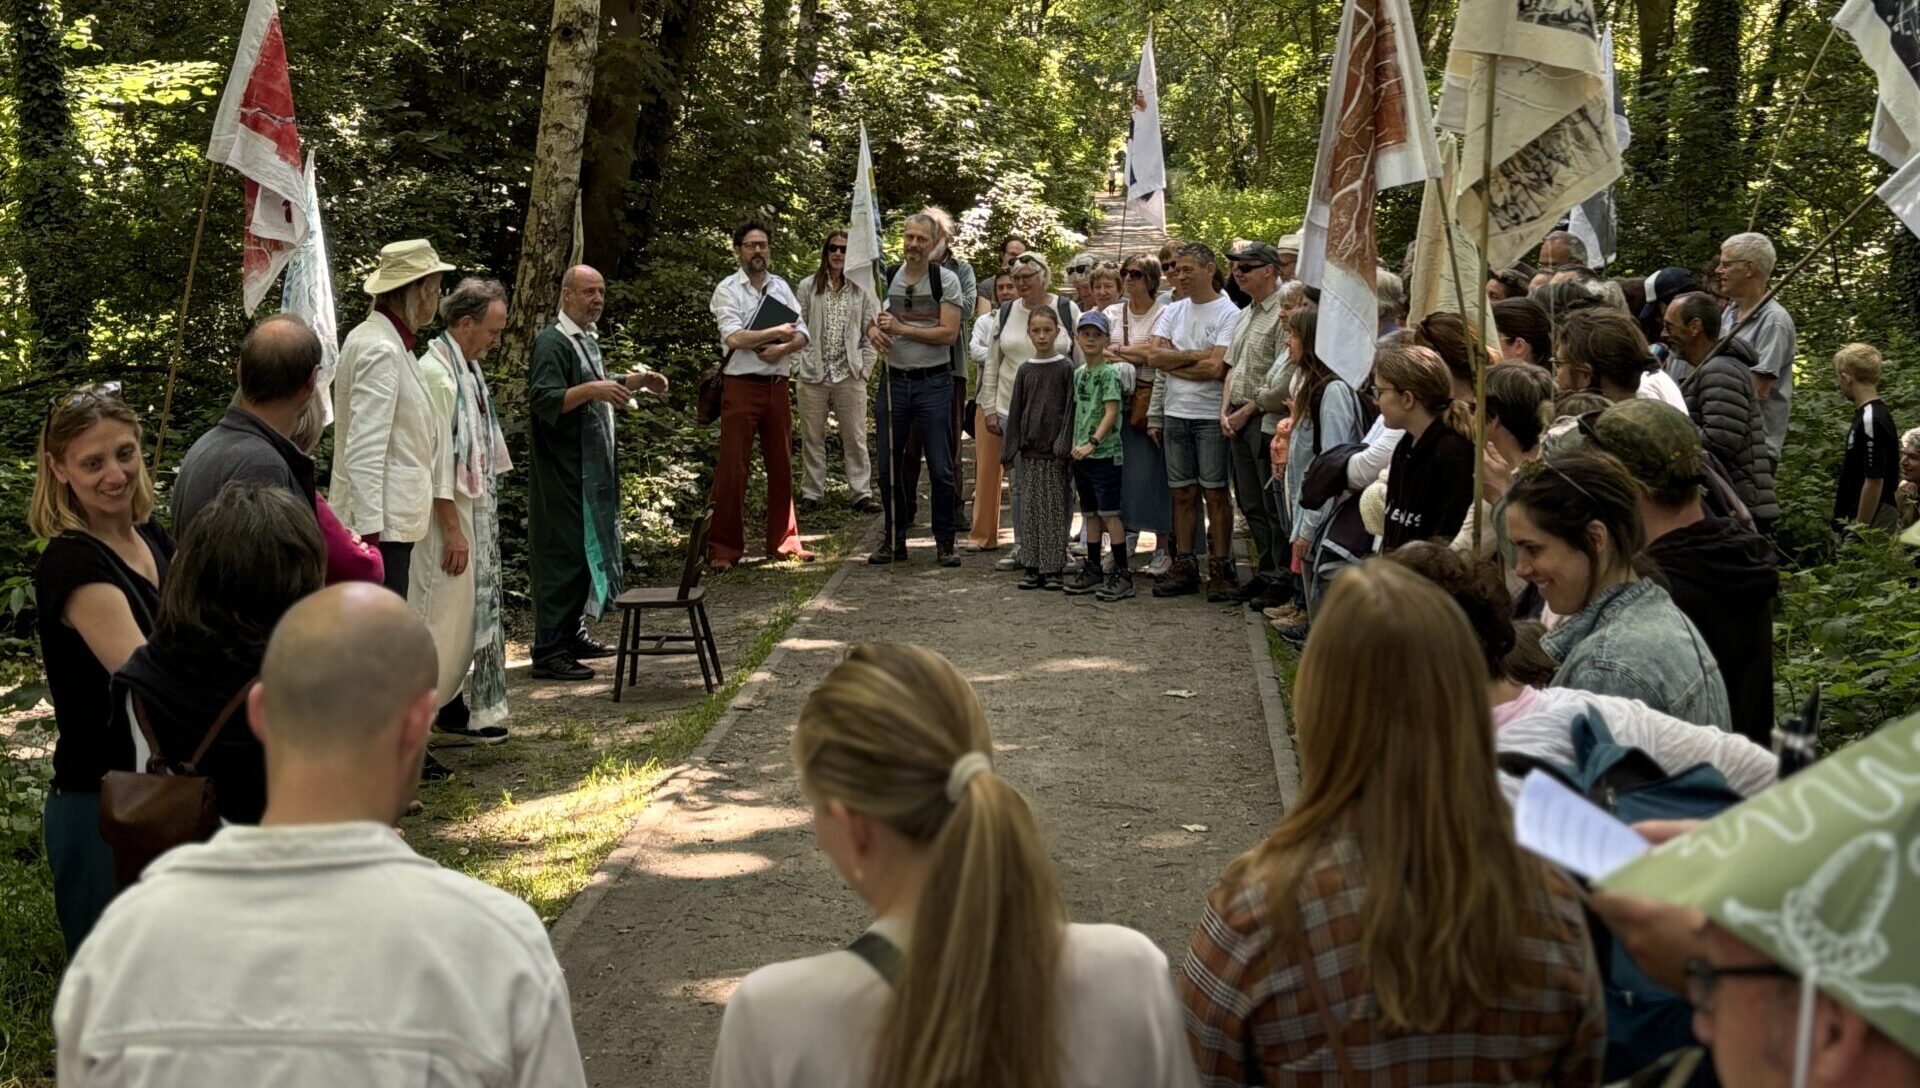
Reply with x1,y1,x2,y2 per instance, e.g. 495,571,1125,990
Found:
1471,58,1498,556
152,162,218,465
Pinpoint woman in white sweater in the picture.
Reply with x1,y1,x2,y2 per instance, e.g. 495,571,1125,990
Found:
711,644,1196,1088
1384,542,1776,804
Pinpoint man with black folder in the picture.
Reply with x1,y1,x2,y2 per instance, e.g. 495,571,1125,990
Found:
707,219,814,572
865,212,964,566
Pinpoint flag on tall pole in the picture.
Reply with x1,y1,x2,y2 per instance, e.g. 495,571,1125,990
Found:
1410,141,1498,344
1298,0,1444,386
1437,0,1620,268
207,0,310,315
1835,0,1920,238
846,124,886,307
1567,25,1629,268
281,153,338,424
1126,31,1167,229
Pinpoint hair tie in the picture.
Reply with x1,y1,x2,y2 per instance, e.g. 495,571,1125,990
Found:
945,751,992,803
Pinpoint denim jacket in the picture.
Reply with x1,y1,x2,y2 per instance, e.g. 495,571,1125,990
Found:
1543,579,1734,729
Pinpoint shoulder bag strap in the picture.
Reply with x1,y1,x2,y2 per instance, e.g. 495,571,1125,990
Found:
182,681,257,773
1290,924,1361,1088
846,930,904,987
129,693,172,773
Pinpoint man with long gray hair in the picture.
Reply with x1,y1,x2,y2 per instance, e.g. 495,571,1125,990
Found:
411,277,515,742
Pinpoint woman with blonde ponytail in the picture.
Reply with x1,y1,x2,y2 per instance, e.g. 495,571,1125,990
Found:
711,644,1197,1088
1373,344,1477,551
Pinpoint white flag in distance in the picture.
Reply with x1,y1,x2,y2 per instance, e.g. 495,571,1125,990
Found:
1299,0,1443,387
207,0,310,315
1127,31,1167,227
281,154,338,425
847,125,886,309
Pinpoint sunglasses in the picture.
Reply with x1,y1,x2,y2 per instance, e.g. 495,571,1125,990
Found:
826,243,847,254
1233,262,1267,275
44,381,126,440
1123,269,1147,279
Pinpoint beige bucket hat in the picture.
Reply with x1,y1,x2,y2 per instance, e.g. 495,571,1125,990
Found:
362,239,455,295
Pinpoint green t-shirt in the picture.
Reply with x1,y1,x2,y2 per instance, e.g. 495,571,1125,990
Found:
1073,362,1125,462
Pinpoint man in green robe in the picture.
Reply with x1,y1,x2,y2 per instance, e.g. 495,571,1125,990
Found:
527,265,668,680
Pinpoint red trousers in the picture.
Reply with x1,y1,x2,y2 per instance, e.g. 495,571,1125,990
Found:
709,375,803,564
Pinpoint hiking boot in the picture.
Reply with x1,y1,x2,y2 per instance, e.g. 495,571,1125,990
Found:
1205,557,1241,603
1151,556,1200,597
867,543,909,565
935,541,961,568
1095,571,1136,601
1063,560,1104,596
1017,569,1047,590
1265,602,1308,628
1040,572,1065,591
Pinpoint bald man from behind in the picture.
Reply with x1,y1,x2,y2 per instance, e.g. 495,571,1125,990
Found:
54,584,588,1088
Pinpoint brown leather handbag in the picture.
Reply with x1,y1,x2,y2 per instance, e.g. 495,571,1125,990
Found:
98,683,253,888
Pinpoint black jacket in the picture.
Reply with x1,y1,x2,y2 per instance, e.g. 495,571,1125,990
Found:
1681,339,1779,523
111,641,265,824
1381,425,1476,550
1646,516,1778,746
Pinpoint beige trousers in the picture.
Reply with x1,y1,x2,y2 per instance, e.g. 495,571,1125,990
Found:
796,374,871,501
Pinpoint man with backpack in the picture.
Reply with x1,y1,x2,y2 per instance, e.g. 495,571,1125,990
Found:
866,212,964,566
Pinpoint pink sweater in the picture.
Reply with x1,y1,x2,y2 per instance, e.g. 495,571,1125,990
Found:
316,496,384,584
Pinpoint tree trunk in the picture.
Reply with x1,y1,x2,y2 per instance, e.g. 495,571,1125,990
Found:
6,0,91,374
500,0,600,396
787,0,820,142
1627,0,1676,181
1743,0,1801,150
1666,0,1744,258
625,0,712,257
1249,79,1274,188
579,0,659,275
759,0,790,89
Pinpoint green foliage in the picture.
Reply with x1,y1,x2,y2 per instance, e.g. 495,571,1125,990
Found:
1774,536,1920,748
0,852,60,1084
1167,183,1302,254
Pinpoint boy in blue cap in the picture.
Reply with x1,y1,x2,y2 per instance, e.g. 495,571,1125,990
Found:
1067,311,1133,600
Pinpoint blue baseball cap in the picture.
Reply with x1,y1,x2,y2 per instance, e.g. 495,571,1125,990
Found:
1076,310,1111,335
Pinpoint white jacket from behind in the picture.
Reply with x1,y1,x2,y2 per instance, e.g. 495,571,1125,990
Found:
332,311,438,542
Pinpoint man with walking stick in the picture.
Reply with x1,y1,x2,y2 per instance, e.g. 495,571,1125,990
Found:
866,213,964,567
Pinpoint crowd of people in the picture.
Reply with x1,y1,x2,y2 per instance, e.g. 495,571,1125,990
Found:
24,207,1920,1086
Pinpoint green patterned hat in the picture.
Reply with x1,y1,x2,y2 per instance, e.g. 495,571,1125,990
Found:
1599,712,1920,1056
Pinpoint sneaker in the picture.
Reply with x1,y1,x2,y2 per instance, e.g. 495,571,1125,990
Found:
994,553,1024,572
1151,556,1200,598
1068,540,1088,558
1265,603,1308,627
1204,557,1241,603
867,544,908,565
1144,553,1173,579
1040,573,1065,591
568,632,617,659
433,721,509,746
1017,569,1047,590
1063,562,1104,596
936,542,961,568
1095,572,1136,601
421,752,455,782
531,653,594,681
1277,621,1311,645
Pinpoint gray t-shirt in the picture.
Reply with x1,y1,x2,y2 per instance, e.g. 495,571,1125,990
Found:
886,265,963,371
1722,299,1795,458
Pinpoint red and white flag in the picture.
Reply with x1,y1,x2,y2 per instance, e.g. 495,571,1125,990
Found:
207,0,309,315
1298,0,1443,386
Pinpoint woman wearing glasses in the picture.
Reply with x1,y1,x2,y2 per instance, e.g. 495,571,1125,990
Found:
1106,255,1171,574
1505,452,1734,727
29,383,174,953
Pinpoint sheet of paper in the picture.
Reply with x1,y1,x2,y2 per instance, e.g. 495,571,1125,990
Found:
1513,770,1649,879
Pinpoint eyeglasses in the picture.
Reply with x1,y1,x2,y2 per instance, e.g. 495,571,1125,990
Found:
826,244,847,254
1684,958,1793,1014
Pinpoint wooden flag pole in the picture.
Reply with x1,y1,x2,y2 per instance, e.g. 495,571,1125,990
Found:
1748,19,1840,232
153,162,219,465
1471,59,1498,555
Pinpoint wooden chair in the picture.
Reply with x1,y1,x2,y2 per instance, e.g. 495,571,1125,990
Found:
611,507,723,700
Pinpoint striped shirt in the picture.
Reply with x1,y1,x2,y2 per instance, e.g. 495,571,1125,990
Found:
1180,825,1605,1087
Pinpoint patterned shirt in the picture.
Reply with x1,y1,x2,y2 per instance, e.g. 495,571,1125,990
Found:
820,280,855,384
1073,362,1126,462
1225,290,1286,409
1180,826,1605,1087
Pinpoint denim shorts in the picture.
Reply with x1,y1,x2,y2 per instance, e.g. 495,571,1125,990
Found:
1072,457,1124,516
1162,416,1230,489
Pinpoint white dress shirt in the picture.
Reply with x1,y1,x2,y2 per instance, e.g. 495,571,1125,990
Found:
710,270,809,377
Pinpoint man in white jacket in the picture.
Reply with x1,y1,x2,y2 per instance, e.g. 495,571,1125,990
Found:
55,584,588,1088
333,238,454,596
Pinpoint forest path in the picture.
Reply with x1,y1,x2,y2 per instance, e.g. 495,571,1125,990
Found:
553,194,1286,1087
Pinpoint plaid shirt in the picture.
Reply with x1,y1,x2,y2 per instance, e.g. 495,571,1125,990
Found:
1224,291,1286,409
1180,827,1604,1087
